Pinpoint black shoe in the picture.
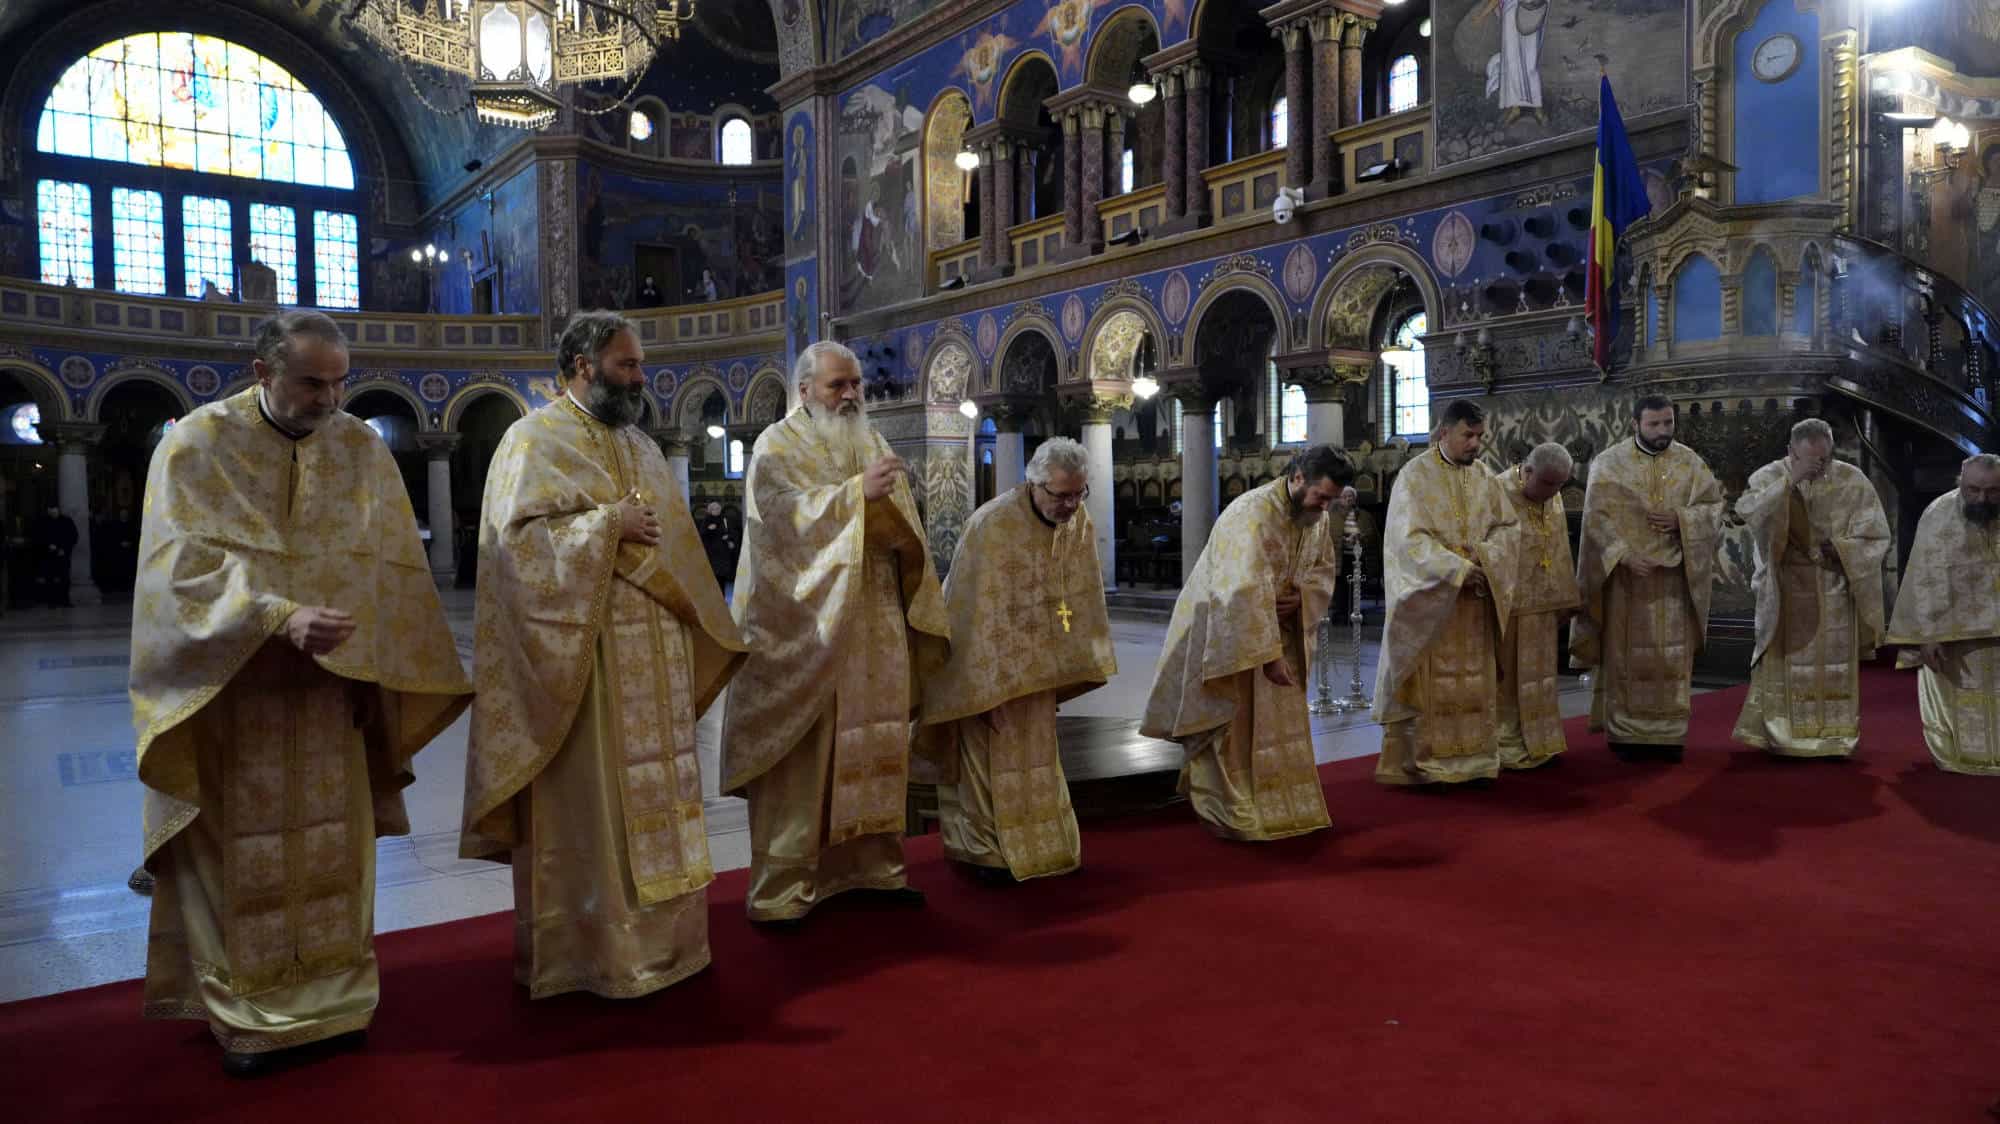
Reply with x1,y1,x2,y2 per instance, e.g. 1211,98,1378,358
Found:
963,864,1017,887
220,1031,364,1078
1607,743,1645,763
221,1051,271,1078
127,867,155,897
749,915,806,933
850,886,927,908
1464,777,1497,791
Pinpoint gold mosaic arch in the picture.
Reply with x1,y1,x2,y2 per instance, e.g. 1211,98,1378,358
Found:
921,88,975,259
991,314,1066,394
996,50,1060,127
85,366,195,422
440,383,530,433
1308,242,1443,352
920,328,982,403
1082,302,1166,381
0,356,72,422
1085,4,1162,86
743,367,790,424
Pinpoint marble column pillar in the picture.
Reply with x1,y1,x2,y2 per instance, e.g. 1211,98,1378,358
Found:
1061,110,1084,251
1305,389,1345,448
992,412,1026,493
1080,103,1107,252
658,429,693,506
1080,395,1122,591
977,141,999,269
1161,69,1187,222
1280,23,1311,189
1309,14,1341,195
1184,62,1212,227
1340,18,1374,129
993,137,1017,272
416,433,461,579
1177,396,1217,578
46,423,103,599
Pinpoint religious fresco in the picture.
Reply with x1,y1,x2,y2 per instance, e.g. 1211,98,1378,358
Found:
830,0,952,61
785,110,816,247
834,80,927,312
575,163,784,311
786,257,820,367
1434,0,1685,166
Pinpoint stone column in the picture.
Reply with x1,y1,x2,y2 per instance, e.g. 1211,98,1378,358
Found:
45,422,103,599
1279,22,1311,189
1080,102,1107,252
1339,18,1374,129
992,409,1026,492
1184,61,1213,227
1162,68,1187,222
977,140,999,269
1176,394,1217,578
1309,369,1358,448
657,428,693,507
993,137,1017,273
1309,14,1341,195
416,433,461,579
1062,110,1084,251
1079,394,1124,591
1106,107,1129,198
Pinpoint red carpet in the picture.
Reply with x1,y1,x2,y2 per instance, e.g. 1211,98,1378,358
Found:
10,667,1999,1123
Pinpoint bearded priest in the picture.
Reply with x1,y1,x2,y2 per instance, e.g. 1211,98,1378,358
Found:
721,341,949,925
1141,444,1356,840
461,311,746,999
1887,453,2000,775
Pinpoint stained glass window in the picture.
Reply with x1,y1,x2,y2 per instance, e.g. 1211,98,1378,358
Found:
1271,349,1307,445
36,179,93,287
249,202,297,304
1382,311,1430,439
36,33,353,189
182,195,232,297
111,187,167,295
313,210,359,309
1120,149,1134,195
1389,55,1421,114
1271,97,1288,149
720,118,753,166
629,111,654,141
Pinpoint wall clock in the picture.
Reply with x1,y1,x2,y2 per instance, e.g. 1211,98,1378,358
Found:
1751,33,1802,84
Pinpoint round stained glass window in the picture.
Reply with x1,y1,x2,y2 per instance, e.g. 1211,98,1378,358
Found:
629,112,655,142
8,403,42,444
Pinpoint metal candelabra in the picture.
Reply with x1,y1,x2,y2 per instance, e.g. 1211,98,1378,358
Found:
1310,510,1372,715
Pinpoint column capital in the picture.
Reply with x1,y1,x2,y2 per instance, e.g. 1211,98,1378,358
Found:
40,421,105,452
649,426,694,458
974,397,1033,431
415,431,462,460
1060,382,1135,424
1341,16,1376,48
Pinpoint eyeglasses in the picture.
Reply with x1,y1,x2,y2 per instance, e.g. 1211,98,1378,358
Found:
1035,482,1090,505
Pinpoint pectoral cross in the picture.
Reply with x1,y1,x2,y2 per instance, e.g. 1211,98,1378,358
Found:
1056,600,1073,633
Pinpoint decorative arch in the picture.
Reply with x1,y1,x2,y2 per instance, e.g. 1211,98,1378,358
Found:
672,374,734,431
1741,245,1780,336
85,367,195,421
995,50,1060,127
714,102,758,164
1079,297,1168,380
1084,5,1163,86
921,88,975,260
991,315,1065,393
0,358,72,422
921,326,983,403
1671,252,1725,343
1309,243,1445,352
743,367,790,424
628,96,669,157
341,378,429,428
441,383,531,432
1187,274,1290,359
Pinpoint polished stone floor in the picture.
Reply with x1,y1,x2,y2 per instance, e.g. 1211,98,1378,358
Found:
0,589,1597,1003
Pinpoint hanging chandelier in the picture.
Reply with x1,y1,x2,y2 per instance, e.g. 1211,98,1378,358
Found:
353,1,696,130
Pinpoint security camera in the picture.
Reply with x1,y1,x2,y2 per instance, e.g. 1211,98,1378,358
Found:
1271,186,1305,225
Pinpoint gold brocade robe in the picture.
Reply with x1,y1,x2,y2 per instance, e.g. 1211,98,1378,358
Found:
1571,439,1724,746
132,390,471,1053
1495,466,1580,769
1885,490,2000,775
1730,459,1890,758
721,407,948,919
1372,448,1520,785
461,398,745,999
1140,478,1339,840
918,486,1116,878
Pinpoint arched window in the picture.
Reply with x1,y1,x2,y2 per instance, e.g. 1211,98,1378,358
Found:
727,438,746,476
629,112,654,142
1388,55,1421,114
1120,148,1135,195
1381,310,1430,439
32,32,362,306
1742,250,1778,336
1270,97,1289,150
1272,345,1307,445
720,117,754,166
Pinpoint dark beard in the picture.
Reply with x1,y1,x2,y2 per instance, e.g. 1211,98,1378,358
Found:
1638,434,1673,454
1967,501,1998,526
585,379,646,428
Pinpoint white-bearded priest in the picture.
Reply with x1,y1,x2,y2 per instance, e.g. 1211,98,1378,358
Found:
1373,399,1521,787
1496,442,1579,770
721,341,949,925
918,437,1115,883
132,311,472,1076
1141,444,1356,840
1887,453,2000,775
1730,418,1890,759
1571,395,1723,763
461,311,746,999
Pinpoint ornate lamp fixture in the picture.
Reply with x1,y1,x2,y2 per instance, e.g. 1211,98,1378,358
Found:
353,0,693,130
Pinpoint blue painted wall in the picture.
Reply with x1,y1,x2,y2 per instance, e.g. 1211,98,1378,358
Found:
1741,250,1778,335
1732,1,1821,205
1673,255,1723,342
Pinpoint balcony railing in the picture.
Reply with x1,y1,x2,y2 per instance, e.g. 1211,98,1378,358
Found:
1201,148,1288,225
928,238,981,290
1096,183,1168,245
1330,105,1432,193
624,290,786,346
1828,233,1998,447
1009,214,1066,273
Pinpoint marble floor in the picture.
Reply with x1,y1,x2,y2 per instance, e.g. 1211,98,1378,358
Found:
0,590,1599,1004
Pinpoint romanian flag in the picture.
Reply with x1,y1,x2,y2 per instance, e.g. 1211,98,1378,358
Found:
1586,76,1653,373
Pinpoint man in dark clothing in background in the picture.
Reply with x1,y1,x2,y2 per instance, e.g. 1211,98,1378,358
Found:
32,504,78,607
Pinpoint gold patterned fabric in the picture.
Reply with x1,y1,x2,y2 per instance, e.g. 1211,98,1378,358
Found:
1494,465,1579,769
132,390,471,1052
1730,459,1890,757
1141,478,1339,839
1572,438,1723,745
1887,490,2000,774
920,486,1113,877
1372,448,1520,785
463,397,744,995
721,407,948,918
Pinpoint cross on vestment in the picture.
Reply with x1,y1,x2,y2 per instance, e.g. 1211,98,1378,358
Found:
1056,601,1073,633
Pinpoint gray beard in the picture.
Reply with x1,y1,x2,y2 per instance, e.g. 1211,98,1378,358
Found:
1966,502,1998,526
584,379,646,428
809,404,873,474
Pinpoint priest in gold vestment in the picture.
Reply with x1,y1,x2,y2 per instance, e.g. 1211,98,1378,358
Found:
1886,454,2000,775
1373,400,1520,786
918,438,1114,882
1495,443,1579,770
461,312,745,998
721,341,948,923
1571,395,1723,761
133,312,471,1075
1730,419,1891,759
1141,445,1355,840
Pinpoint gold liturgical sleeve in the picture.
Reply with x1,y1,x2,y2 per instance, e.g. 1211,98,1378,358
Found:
1571,440,1724,668
1735,459,1891,664
1887,490,2000,655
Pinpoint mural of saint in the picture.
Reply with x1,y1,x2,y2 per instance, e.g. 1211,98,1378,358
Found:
789,123,809,239
1481,0,1548,127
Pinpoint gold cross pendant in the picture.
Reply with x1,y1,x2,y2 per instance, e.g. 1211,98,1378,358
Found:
1056,601,1073,633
